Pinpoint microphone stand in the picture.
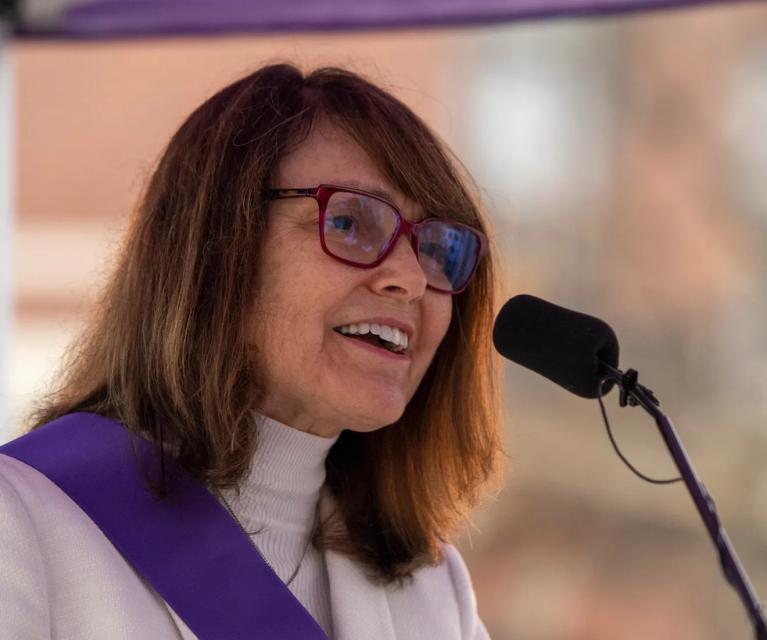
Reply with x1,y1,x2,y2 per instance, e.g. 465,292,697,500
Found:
600,363,766,639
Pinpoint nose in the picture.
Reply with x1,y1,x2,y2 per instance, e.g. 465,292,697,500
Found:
368,233,428,300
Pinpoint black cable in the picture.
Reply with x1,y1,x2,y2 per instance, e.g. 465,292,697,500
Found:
596,375,682,485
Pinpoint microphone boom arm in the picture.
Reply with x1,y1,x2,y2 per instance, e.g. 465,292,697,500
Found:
600,364,767,640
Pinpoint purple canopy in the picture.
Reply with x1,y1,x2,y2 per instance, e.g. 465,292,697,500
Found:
10,0,758,39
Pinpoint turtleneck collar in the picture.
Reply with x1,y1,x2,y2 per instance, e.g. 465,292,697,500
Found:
220,412,340,540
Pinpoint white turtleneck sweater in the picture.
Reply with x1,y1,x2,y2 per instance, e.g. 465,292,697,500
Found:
0,414,491,639
217,415,339,637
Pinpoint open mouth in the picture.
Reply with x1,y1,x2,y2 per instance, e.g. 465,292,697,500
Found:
333,323,408,354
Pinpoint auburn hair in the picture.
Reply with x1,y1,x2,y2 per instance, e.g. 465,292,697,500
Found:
28,63,506,585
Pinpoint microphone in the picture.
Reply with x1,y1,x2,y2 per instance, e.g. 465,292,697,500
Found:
492,294,619,398
492,294,767,638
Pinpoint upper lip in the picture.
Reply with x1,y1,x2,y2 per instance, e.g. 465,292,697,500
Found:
333,317,415,341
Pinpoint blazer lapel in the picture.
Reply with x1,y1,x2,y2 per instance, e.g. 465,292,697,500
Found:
319,487,397,640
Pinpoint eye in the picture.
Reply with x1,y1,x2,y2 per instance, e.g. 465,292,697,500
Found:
330,215,356,232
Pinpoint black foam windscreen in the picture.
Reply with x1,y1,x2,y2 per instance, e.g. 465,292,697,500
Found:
493,295,620,399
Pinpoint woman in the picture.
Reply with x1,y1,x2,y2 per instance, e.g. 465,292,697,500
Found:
0,63,505,639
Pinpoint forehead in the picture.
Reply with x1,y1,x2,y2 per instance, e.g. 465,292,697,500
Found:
274,122,424,220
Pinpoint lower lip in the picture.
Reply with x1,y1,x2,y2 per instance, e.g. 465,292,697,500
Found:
335,332,410,361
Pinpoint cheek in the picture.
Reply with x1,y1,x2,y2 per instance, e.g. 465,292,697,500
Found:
420,294,453,363
249,260,304,359
258,239,318,321
254,255,338,362
432,294,454,346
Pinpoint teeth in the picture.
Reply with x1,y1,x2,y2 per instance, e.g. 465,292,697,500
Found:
335,322,409,351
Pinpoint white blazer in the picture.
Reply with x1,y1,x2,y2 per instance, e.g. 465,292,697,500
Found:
0,453,490,639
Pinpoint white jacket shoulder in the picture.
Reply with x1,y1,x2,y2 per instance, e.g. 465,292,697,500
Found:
0,452,190,639
443,543,491,640
0,454,52,639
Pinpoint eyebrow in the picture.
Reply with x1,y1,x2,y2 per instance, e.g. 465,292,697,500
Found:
338,181,398,203
337,181,426,221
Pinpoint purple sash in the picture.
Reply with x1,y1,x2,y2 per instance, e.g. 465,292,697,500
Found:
0,412,329,640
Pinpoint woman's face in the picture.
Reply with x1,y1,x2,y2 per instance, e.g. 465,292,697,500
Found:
250,122,453,438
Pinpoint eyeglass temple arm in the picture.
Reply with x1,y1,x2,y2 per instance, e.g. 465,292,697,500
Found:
267,188,319,199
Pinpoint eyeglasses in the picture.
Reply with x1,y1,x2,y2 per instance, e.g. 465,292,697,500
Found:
267,185,488,294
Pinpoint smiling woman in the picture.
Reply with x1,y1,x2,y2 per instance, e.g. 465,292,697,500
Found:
0,64,505,639
255,129,457,437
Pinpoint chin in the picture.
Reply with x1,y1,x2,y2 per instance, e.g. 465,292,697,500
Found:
342,399,408,433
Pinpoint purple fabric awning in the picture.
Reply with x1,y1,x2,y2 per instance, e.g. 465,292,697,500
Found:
11,0,759,39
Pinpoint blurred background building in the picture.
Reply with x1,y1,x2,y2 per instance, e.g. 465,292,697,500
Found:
5,2,767,638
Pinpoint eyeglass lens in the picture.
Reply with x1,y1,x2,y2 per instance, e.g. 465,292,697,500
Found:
322,191,480,292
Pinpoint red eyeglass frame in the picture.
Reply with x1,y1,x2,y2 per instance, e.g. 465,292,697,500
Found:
266,184,488,294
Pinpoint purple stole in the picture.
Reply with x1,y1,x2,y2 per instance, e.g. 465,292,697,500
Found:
0,412,329,640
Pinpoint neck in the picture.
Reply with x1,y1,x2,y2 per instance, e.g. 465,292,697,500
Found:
219,413,339,540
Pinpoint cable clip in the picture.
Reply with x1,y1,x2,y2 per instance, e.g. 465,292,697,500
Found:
618,368,660,408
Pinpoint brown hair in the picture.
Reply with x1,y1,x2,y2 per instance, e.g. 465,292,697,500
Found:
29,63,506,584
